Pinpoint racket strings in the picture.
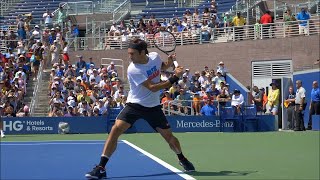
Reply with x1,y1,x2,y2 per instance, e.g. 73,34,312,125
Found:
153,32,176,52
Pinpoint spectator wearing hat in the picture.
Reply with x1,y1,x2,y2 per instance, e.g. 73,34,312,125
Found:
74,77,86,93
107,61,117,75
32,25,41,40
217,61,228,77
200,99,217,116
113,85,127,102
266,80,280,115
64,76,75,90
64,64,76,77
231,89,244,115
78,69,88,83
48,28,56,45
178,74,191,90
87,64,95,76
64,106,75,117
93,99,108,116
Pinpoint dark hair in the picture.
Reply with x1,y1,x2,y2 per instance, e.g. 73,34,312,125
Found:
129,38,148,54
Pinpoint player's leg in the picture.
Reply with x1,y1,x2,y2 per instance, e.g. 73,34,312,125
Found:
145,106,195,172
85,104,139,179
85,120,130,179
157,127,195,172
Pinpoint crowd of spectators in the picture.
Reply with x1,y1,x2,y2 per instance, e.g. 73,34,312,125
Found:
0,50,30,117
159,61,239,116
105,0,232,47
47,56,126,117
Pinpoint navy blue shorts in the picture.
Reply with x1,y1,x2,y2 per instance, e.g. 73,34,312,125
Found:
116,103,170,131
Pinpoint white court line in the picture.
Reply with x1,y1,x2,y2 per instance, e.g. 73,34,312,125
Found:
122,140,196,180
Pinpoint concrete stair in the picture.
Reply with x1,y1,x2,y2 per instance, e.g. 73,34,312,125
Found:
23,80,36,106
32,72,51,117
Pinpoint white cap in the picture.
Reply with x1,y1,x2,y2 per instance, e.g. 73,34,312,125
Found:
219,61,224,65
35,25,39,28
76,77,82,81
110,61,114,65
79,69,84,73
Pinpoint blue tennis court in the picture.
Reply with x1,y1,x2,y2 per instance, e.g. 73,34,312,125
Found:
0,140,194,180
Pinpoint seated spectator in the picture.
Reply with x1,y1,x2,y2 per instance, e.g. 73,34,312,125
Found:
217,61,228,77
178,74,191,90
217,87,231,108
212,70,226,90
175,88,192,114
192,92,202,115
161,91,173,114
189,80,201,93
231,89,244,115
200,99,217,116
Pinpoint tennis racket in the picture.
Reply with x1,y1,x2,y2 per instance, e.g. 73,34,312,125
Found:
153,29,179,68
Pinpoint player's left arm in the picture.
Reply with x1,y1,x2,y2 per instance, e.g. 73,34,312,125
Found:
161,54,175,71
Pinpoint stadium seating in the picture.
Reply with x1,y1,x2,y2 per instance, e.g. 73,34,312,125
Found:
0,0,64,26
134,0,237,20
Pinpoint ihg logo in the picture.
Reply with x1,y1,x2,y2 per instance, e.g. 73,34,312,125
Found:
3,121,23,131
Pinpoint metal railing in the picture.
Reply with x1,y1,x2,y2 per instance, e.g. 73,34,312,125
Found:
73,18,319,51
162,99,236,116
0,0,19,16
63,1,94,15
100,58,125,81
30,61,44,116
113,0,131,23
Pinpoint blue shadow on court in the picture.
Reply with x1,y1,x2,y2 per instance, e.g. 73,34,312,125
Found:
0,140,190,180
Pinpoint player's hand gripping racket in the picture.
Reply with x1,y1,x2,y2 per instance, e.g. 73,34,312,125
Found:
153,29,179,68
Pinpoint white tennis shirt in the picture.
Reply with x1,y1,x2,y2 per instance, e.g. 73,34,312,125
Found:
126,52,162,107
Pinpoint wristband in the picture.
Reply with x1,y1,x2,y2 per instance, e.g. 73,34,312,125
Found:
168,75,179,84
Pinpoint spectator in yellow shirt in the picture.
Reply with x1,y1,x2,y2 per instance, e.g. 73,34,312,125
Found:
266,80,280,115
232,12,246,41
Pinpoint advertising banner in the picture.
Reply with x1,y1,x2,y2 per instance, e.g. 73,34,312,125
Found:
3,117,108,135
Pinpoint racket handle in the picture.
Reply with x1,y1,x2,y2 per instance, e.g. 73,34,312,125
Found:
173,60,179,68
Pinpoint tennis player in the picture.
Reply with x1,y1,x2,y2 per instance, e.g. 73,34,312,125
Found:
85,38,195,179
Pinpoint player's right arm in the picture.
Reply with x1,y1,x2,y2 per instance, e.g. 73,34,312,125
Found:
142,66,184,92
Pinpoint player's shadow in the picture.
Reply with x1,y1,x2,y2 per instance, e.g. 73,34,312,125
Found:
110,172,181,179
187,170,258,176
110,170,257,179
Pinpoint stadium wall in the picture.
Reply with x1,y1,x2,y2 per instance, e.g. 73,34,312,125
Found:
69,35,319,85
2,115,276,134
